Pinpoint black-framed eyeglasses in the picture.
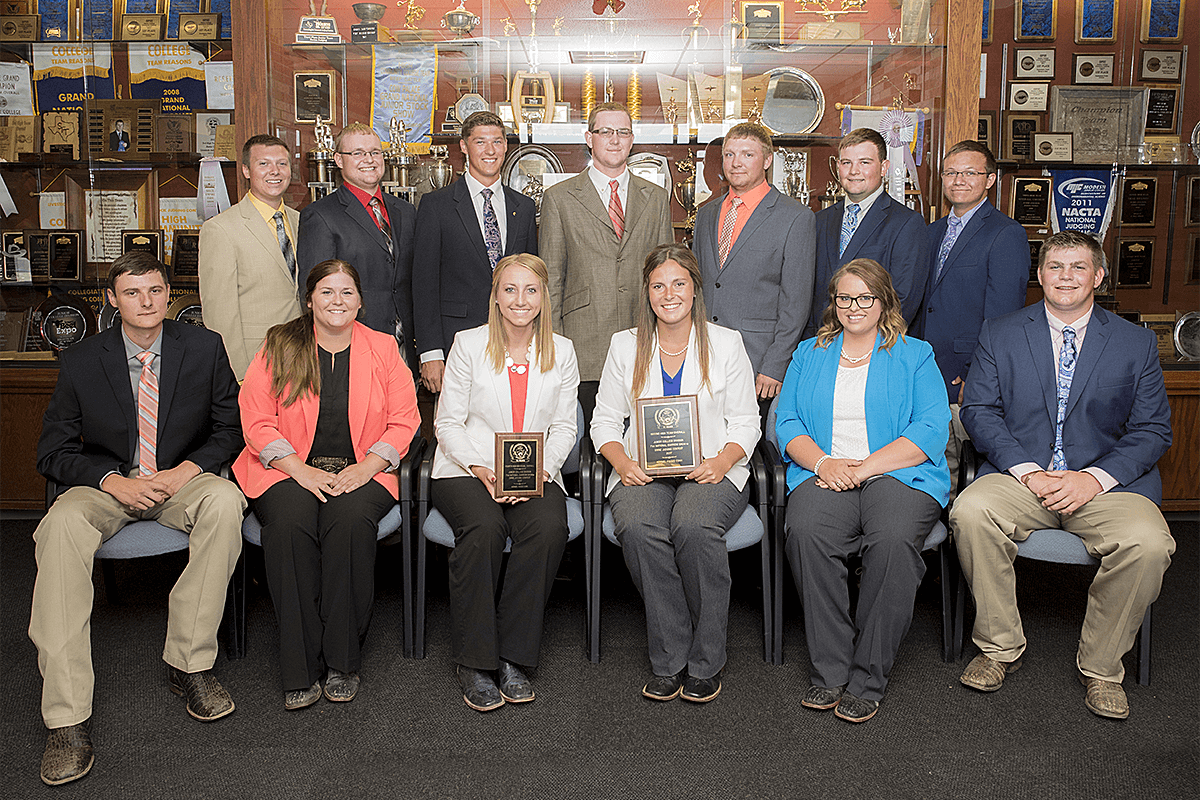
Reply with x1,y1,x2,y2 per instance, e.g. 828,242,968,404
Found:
941,169,988,180
834,294,877,309
590,127,634,138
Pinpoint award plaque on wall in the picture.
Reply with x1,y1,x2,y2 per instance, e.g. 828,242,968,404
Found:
1009,83,1049,112
47,231,82,281
167,294,205,327
294,72,336,125
1032,132,1073,162
1003,114,1040,161
977,112,995,154
0,11,39,40
635,395,701,477
1115,238,1154,288
178,12,220,39
741,2,784,44
25,231,49,284
1011,177,1052,227
495,431,545,499
156,115,194,152
1074,0,1117,43
1072,53,1114,85
1140,0,1185,42
1014,0,1058,41
1186,176,1200,227
1119,177,1157,226
42,111,81,159
1049,86,1149,163
1187,236,1200,284
1140,49,1182,82
1143,86,1178,135
122,229,163,260
172,230,200,281
1015,49,1055,79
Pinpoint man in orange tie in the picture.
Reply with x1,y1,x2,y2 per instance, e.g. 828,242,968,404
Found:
539,102,674,421
29,252,245,786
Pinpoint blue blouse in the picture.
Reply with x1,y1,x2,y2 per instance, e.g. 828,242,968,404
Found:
661,361,684,397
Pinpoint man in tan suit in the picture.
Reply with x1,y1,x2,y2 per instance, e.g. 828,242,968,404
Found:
539,102,674,420
199,134,302,379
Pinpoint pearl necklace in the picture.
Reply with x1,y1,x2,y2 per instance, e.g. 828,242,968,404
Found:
504,343,532,374
840,348,871,364
658,343,688,358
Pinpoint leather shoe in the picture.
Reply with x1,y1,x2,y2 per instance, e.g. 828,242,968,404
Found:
40,720,93,786
1080,674,1129,719
457,666,503,712
959,653,1022,692
681,671,722,703
284,680,322,711
800,684,844,710
642,670,686,701
167,665,234,721
498,660,535,703
323,668,360,703
834,692,879,723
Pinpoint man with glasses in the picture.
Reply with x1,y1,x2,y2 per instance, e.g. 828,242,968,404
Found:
539,102,673,420
297,122,418,372
411,111,538,393
806,128,928,337
911,140,1029,492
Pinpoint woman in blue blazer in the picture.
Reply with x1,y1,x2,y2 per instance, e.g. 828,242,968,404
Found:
776,258,949,723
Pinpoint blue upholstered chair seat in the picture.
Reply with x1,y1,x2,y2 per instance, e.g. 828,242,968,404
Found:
96,521,191,559
1016,528,1099,564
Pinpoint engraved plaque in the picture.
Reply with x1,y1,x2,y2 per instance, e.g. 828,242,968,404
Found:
495,431,545,498
635,395,701,477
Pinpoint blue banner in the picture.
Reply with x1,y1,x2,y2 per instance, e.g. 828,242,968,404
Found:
371,45,438,155
32,44,115,114
128,43,207,114
1049,168,1116,241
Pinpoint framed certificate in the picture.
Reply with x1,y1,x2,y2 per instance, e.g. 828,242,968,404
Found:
1119,177,1157,226
635,395,701,477
294,71,336,125
495,431,545,498
1140,49,1182,82
1032,132,1073,162
1015,49,1055,79
1072,53,1115,84
1010,177,1052,227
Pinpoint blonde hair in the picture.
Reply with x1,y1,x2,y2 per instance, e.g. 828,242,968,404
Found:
333,121,379,151
815,259,906,351
485,253,557,374
631,244,711,399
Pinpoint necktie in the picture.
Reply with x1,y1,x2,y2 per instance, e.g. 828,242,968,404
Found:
607,179,624,240
718,196,744,267
481,187,502,270
136,351,158,477
936,213,963,280
273,210,296,280
368,197,394,258
1050,325,1077,472
839,203,860,257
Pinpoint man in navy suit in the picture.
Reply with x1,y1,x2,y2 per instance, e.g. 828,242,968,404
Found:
297,122,418,372
31,252,245,785
951,231,1174,720
806,127,928,336
411,111,538,393
910,140,1029,490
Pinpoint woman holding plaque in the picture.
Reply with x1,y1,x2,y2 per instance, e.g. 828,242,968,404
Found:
775,259,949,724
591,243,760,703
431,253,580,712
234,259,420,711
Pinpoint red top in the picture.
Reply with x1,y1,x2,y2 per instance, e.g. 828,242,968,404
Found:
718,179,771,249
508,367,528,432
343,183,391,228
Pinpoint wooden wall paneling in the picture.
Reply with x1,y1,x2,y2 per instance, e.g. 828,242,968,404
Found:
1161,369,1199,513
0,368,58,511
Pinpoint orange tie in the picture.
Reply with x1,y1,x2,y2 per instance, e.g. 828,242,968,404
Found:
136,351,158,476
608,179,625,240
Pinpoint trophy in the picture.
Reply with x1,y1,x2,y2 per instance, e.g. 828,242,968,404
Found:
441,0,479,37
782,149,810,205
351,3,389,42
672,158,698,240
383,116,418,202
307,117,337,202
296,0,342,43
820,153,844,209
428,145,454,189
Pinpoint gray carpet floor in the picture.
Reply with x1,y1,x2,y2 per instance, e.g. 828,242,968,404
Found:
1,515,1196,799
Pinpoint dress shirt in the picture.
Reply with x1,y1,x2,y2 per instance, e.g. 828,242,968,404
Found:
717,180,772,253
943,197,985,233
1007,304,1116,492
343,182,391,227
587,164,629,213
246,191,296,253
464,171,508,249
103,328,163,482
845,183,886,225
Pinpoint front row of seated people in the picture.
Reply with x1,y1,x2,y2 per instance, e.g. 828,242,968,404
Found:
30,230,1173,784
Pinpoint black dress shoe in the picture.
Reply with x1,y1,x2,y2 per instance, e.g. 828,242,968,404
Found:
800,684,844,710
167,665,235,722
40,720,93,786
284,681,322,711
457,666,503,712
497,660,535,703
323,668,360,702
681,671,722,703
834,691,880,723
642,670,686,701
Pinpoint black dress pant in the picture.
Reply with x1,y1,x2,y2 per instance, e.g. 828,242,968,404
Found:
254,478,394,691
431,476,568,670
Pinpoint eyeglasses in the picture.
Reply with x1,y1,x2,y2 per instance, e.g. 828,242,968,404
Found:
338,149,384,160
941,169,989,180
834,294,877,309
590,127,634,138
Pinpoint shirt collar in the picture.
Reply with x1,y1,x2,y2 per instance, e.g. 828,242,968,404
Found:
122,327,163,361
949,198,986,227
246,191,284,217
1045,303,1094,334
730,180,771,205
588,164,628,195
343,181,383,206
847,183,886,216
464,170,502,198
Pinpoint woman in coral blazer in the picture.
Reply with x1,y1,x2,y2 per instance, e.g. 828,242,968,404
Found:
431,253,579,712
234,259,419,711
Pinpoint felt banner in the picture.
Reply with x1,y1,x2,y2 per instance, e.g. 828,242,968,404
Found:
1049,167,1116,241
31,43,115,114
198,158,230,220
371,45,437,155
0,62,35,117
129,42,207,114
841,107,925,205
204,62,234,109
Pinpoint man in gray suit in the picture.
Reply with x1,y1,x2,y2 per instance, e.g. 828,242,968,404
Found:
199,134,302,379
539,102,674,421
695,123,815,405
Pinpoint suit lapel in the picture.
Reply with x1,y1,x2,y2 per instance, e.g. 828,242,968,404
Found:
936,202,992,289
845,195,889,261
502,186,530,255
823,203,845,269
453,179,491,265
240,195,293,285
1065,308,1109,419
340,187,392,258
347,324,371,444
568,172,614,233
723,189,775,269
100,329,137,459
156,323,182,442
1023,304,1059,423
489,358,514,431
523,338,547,430
621,178,649,248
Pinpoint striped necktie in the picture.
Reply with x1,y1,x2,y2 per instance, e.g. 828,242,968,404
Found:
135,351,158,476
608,179,625,240
368,197,394,258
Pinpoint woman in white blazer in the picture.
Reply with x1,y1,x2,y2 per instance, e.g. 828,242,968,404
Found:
431,253,580,712
591,243,760,703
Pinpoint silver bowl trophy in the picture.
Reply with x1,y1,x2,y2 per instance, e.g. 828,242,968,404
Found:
351,2,388,42
442,1,479,37
307,117,337,202
428,145,455,189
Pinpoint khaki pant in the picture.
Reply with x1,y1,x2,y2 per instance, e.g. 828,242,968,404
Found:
29,473,245,728
951,472,1173,683
945,403,970,502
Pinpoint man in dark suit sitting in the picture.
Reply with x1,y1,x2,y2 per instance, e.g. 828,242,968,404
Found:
30,252,246,785
411,111,538,393
952,230,1174,720
297,122,418,373
806,127,928,336
910,140,1029,493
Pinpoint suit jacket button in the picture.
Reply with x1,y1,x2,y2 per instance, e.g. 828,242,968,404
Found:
712,316,718,322
715,282,721,288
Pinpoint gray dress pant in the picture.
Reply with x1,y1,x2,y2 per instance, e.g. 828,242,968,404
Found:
609,477,748,680
785,475,941,702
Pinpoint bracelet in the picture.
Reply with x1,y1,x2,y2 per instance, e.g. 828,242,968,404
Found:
1019,470,1045,487
813,455,831,476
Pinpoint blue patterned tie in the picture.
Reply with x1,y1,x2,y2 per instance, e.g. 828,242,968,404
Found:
1050,325,1077,471
481,187,502,270
839,203,860,257
936,213,963,280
